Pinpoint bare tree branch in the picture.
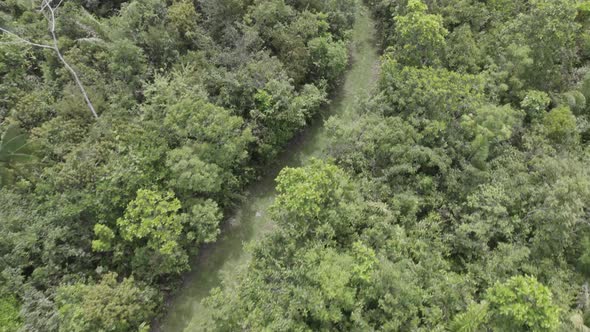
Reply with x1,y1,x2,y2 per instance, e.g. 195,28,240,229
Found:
1,0,99,119
44,0,98,118
0,27,54,49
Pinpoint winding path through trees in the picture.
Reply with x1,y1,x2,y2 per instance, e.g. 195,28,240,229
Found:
157,4,380,331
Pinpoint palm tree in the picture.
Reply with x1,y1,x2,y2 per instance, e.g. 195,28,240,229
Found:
0,125,34,187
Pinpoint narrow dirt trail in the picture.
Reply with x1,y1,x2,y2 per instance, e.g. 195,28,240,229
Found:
156,4,380,331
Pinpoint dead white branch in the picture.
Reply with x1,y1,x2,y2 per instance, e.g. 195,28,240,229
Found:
0,0,99,119
0,27,54,49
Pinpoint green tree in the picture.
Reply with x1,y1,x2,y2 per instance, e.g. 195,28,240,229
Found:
0,125,34,187
460,104,524,168
543,106,578,145
116,189,183,256
93,188,222,278
509,0,579,90
0,296,21,332
308,34,348,83
521,90,551,123
445,24,482,74
56,273,157,332
378,59,485,120
449,302,488,332
485,275,560,331
393,0,448,67
273,159,359,242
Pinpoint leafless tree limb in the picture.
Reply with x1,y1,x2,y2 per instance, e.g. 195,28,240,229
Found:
44,0,98,118
0,27,54,49
0,0,99,119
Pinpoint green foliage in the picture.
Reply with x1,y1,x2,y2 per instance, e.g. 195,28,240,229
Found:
0,296,21,332
561,90,588,116
161,97,253,198
107,40,147,92
91,224,115,252
250,81,326,159
351,241,377,283
392,0,448,67
577,236,590,277
166,147,223,194
201,1,590,330
272,160,361,244
167,0,200,39
446,24,482,73
505,0,580,90
275,159,349,220
56,273,157,332
461,104,523,167
521,90,551,122
449,302,488,332
308,34,348,83
1,0,354,327
92,188,222,278
378,59,485,120
117,189,183,256
7,0,590,330
543,106,578,145
581,72,590,105
0,125,34,187
485,275,560,331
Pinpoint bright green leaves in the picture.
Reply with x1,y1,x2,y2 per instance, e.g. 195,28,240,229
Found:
251,81,326,159
308,35,348,83
116,189,182,256
92,189,222,278
91,224,115,252
351,241,377,283
303,248,357,322
274,159,350,221
162,97,253,196
451,276,560,332
543,106,578,145
449,302,489,332
379,60,485,120
521,90,551,122
461,104,524,168
56,273,157,332
462,105,522,143
485,275,560,331
0,296,22,332
165,146,223,194
272,160,362,243
167,0,200,40
299,242,377,321
393,0,448,67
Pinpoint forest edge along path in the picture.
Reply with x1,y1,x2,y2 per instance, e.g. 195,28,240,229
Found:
154,4,380,331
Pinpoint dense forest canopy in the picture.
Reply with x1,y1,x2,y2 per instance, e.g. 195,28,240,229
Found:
0,0,354,330
203,0,590,331
1,0,590,331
